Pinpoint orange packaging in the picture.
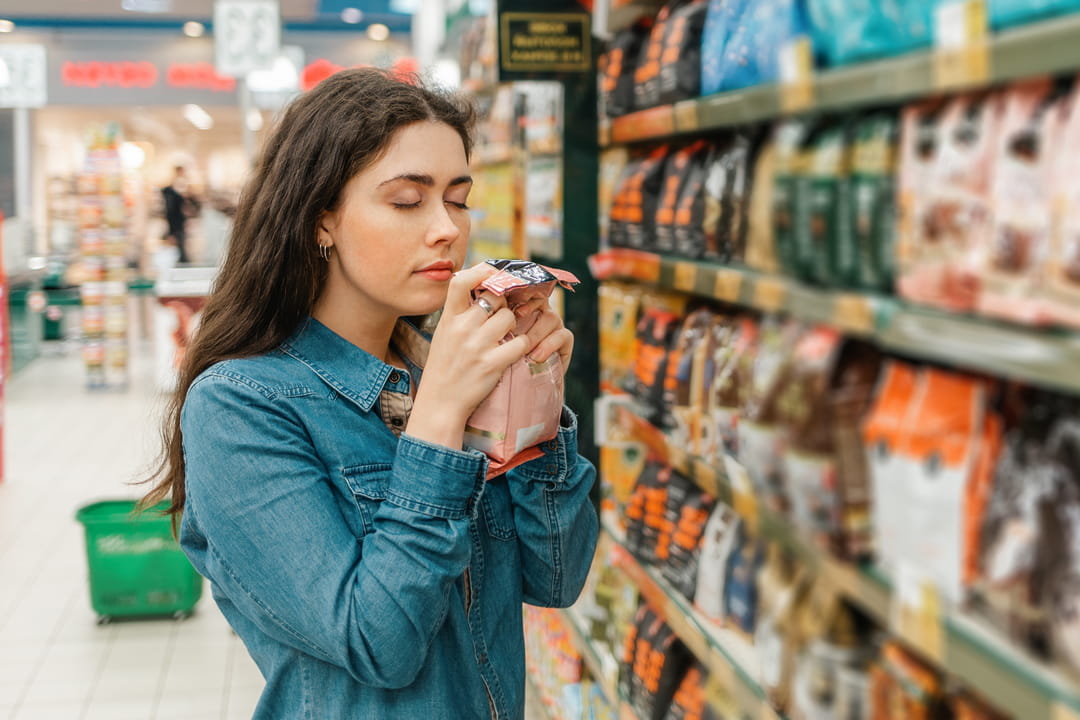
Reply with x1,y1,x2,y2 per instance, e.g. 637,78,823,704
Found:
861,361,920,574
598,282,643,394
869,642,942,720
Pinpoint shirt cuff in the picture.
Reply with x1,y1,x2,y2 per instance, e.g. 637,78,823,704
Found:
388,434,488,519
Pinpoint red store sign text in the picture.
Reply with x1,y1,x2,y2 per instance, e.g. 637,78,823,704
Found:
61,61,236,92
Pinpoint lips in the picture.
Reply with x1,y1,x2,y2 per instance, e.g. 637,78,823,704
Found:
414,260,455,281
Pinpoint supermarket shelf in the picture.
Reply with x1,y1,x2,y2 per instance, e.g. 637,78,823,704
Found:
601,13,1080,146
605,0,664,35
603,522,784,720
590,248,1080,395
559,607,621,710
605,401,1080,720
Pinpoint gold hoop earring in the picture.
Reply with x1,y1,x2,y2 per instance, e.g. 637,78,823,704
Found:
319,244,332,261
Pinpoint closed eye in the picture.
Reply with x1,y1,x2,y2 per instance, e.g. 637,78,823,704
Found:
392,201,422,209
446,201,470,210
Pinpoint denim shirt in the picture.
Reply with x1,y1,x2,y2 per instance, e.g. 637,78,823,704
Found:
179,317,599,720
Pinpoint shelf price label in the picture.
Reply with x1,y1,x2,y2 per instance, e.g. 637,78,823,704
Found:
0,44,47,108
673,100,699,133
779,36,814,114
713,269,743,303
833,294,876,335
673,261,698,293
934,0,990,90
753,277,788,313
892,564,945,663
214,0,281,78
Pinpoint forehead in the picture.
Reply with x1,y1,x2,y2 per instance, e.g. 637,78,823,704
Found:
362,121,469,182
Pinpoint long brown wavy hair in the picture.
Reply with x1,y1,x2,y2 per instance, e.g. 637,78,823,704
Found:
140,68,476,524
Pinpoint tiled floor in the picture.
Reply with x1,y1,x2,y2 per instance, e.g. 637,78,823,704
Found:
0,336,548,720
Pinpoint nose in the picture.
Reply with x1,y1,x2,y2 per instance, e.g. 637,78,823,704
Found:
426,203,464,246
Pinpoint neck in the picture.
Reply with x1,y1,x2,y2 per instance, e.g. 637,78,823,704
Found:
312,294,397,364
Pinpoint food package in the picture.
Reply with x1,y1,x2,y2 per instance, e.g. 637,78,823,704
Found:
978,78,1066,324
660,482,716,600
806,0,936,67
463,260,579,477
794,117,854,286
706,316,758,463
848,111,899,293
1041,75,1080,329
656,141,711,255
988,0,1080,29
868,642,943,720
657,0,709,106
703,132,755,264
601,22,650,118
693,502,742,623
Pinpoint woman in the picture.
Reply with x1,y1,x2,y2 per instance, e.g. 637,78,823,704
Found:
142,68,598,719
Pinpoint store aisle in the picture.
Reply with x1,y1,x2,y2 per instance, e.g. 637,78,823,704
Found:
0,345,263,720
0,343,548,720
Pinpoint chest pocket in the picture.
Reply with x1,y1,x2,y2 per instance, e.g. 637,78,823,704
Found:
342,463,391,536
480,477,517,542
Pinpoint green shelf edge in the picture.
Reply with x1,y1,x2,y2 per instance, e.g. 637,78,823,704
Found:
648,255,1080,395
605,401,1080,718
600,522,782,719
602,14,1080,147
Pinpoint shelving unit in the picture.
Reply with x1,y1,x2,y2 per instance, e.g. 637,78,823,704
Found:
601,398,1080,720
600,13,1080,147
590,248,1080,396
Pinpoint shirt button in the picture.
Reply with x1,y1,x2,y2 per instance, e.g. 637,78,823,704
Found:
388,371,401,384
391,418,404,427
545,464,557,475
546,441,558,452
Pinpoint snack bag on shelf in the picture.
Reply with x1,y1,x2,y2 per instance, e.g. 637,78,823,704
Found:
657,0,709,106
707,315,758,463
1045,417,1080,678
794,117,854,286
711,0,812,93
667,307,717,454
789,576,872,720
780,328,882,559
629,300,683,426
773,118,821,277
660,483,717,600
601,22,650,118
653,469,695,566
631,610,694,720
988,0,1080,29
692,501,742,623
737,317,804,516
608,156,644,248
620,603,657,705
861,361,920,574
625,146,673,252
672,141,715,259
895,368,990,604
723,525,764,633
754,544,806,711
978,78,1066,324
599,282,644,394
656,141,711,255
463,261,580,477
699,0,750,97
703,132,755,264
868,642,944,720
745,139,780,273
806,0,937,67
1041,75,1080,329
898,92,1004,313
600,147,630,249
625,461,673,565
662,662,724,720
634,1,679,111
848,110,900,293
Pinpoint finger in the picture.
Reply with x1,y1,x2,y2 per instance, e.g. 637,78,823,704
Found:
511,296,549,318
445,263,498,315
527,328,574,365
471,290,507,321
473,306,518,345
487,332,532,368
520,310,564,352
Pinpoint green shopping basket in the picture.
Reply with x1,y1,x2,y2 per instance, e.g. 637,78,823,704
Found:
75,499,203,623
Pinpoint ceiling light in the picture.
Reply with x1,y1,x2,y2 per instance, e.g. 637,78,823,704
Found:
182,21,204,38
341,7,363,24
0,20,14,33
367,23,390,42
182,103,213,131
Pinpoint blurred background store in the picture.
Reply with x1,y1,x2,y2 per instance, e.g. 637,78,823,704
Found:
5,0,1080,719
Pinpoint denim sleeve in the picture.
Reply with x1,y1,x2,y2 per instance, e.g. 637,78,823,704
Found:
180,372,486,689
504,407,599,608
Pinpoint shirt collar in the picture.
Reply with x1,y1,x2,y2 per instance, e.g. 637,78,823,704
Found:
280,316,432,413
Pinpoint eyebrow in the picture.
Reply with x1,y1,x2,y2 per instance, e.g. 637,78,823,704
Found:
377,173,473,189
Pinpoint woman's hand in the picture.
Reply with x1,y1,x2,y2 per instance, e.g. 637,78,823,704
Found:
508,295,575,376
407,263,533,449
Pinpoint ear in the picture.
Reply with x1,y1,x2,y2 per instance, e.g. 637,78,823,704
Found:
316,210,337,247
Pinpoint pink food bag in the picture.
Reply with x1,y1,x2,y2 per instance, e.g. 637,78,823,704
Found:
464,260,580,477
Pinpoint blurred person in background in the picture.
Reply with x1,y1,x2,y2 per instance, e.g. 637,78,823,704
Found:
161,165,200,264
